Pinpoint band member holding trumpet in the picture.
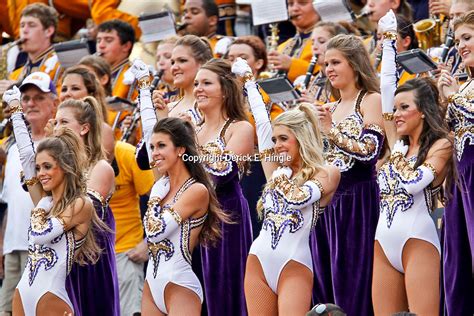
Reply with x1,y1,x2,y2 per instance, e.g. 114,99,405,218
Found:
267,0,320,83
8,4,62,86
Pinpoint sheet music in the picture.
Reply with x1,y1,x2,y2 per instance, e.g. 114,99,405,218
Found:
251,0,288,26
139,11,177,43
313,0,353,23
54,40,90,69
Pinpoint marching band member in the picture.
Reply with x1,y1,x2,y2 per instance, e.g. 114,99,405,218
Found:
438,10,474,315
183,0,230,56
9,4,62,85
374,10,451,315
155,36,180,103
267,0,320,83
153,35,213,125
374,14,417,85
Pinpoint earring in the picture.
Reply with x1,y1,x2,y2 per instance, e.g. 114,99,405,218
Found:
178,153,182,157
421,114,425,119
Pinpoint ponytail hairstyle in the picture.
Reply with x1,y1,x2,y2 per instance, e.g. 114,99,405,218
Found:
62,66,109,122
58,96,105,167
175,35,213,66
36,127,102,264
256,103,327,217
152,117,229,245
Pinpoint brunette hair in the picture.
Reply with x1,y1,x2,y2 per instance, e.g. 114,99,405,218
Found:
36,128,102,264
152,117,228,245
61,66,109,122
198,59,248,122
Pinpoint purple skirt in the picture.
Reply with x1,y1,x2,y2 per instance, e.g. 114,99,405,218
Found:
442,145,474,315
311,164,379,316
66,194,120,316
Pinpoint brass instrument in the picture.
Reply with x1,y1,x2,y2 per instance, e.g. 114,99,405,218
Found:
0,39,24,80
260,23,280,79
414,15,445,51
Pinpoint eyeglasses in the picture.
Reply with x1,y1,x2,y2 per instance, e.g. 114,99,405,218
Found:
21,94,48,104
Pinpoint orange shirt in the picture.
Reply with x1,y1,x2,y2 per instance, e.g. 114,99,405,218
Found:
277,30,314,83
90,0,141,38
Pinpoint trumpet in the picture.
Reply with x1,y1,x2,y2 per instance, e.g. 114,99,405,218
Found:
176,22,188,32
353,10,373,20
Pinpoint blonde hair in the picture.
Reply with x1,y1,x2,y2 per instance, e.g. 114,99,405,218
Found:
58,96,105,168
36,128,102,264
256,103,326,217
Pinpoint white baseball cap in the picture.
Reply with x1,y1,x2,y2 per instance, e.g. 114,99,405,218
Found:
19,72,57,95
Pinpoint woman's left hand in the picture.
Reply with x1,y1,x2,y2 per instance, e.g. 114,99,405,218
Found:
316,104,333,134
438,70,459,100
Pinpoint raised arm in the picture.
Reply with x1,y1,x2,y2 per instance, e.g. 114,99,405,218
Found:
379,9,399,149
3,86,44,204
128,59,162,180
232,58,278,179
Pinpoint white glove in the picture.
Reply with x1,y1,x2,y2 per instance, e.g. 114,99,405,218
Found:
378,9,397,34
3,85,21,104
271,166,293,180
151,176,171,200
215,37,233,57
36,196,54,214
231,57,253,77
128,59,150,82
392,139,408,156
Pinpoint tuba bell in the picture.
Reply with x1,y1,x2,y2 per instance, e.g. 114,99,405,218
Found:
413,15,444,51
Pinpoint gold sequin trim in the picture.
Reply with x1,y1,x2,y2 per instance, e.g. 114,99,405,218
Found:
10,104,24,114
259,148,275,160
383,31,397,41
166,207,182,225
382,113,394,121
422,162,438,179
